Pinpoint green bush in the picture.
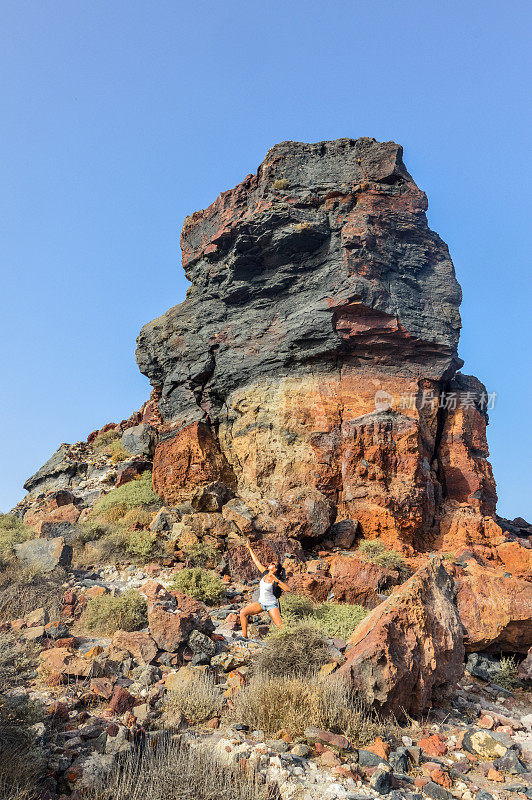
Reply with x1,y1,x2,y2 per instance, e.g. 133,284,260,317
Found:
255,624,331,677
170,568,225,605
126,531,155,559
182,541,219,568
277,593,368,640
107,439,133,464
92,472,159,514
0,514,33,566
123,507,153,529
495,656,520,690
358,539,409,577
81,590,147,634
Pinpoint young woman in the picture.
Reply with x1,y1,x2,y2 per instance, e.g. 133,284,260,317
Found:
239,540,290,638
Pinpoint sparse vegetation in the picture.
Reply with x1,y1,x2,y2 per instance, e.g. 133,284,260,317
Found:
358,539,409,577
277,593,368,639
0,634,45,797
0,564,66,623
233,672,391,743
182,541,219,568
107,439,133,464
170,567,225,605
92,428,121,450
126,530,155,559
272,177,289,189
494,656,520,690
92,471,159,514
84,736,267,800
0,513,33,567
81,589,147,634
164,672,224,724
255,623,331,677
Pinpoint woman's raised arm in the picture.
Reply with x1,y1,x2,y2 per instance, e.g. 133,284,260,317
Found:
246,540,265,573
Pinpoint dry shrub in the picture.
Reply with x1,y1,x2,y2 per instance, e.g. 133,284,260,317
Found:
0,513,33,568
83,735,267,800
0,636,45,797
81,590,147,634
233,672,391,743
0,564,65,623
255,624,331,677
123,508,153,529
164,673,224,725
92,429,121,449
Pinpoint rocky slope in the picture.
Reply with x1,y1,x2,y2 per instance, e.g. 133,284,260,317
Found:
5,138,532,800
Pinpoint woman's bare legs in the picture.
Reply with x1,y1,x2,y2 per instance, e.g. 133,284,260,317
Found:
239,602,263,638
268,607,283,630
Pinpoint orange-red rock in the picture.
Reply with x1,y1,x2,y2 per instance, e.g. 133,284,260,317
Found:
338,558,464,716
112,630,158,664
455,560,532,653
496,541,532,580
152,422,236,506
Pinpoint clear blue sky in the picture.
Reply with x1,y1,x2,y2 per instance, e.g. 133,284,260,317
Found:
1,0,530,520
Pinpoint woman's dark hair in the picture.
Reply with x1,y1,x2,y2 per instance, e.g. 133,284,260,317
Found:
274,563,286,581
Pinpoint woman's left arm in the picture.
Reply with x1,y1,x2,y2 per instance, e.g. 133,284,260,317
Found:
275,577,290,592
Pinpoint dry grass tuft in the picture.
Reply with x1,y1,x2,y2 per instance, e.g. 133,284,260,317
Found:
83,735,267,800
0,564,66,623
233,672,392,744
255,624,331,677
164,673,224,725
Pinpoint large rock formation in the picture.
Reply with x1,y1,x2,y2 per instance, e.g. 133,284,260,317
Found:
337,557,465,716
136,138,498,553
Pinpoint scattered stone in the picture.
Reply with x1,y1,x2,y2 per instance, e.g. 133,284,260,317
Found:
112,630,158,664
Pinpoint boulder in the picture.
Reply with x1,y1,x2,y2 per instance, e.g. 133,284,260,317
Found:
111,630,158,664
121,423,157,458
329,554,400,608
15,536,72,571
496,541,532,581
23,443,83,494
328,519,359,549
337,558,464,716
39,647,104,679
454,560,532,653
148,595,213,652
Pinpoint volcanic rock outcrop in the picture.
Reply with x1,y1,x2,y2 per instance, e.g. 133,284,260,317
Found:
136,137,498,554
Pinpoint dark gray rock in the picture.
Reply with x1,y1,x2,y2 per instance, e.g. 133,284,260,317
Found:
187,630,216,657
389,746,410,773
422,781,451,800
136,138,462,431
370,767,391,794
121,424,157,458
466,653,501,682
329,519,359,549
358,749,390,767
23,443,85,494
14,537,72,571
493,751,527,774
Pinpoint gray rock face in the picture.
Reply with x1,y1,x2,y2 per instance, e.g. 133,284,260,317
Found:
121,423,157,457
136,137,462,430
23,444,84,495
14,536,73,571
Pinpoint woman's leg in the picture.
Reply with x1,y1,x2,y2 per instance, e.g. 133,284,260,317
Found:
268,606,283,630
239,602,263,638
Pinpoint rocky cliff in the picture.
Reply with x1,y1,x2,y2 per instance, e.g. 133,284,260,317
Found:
135,137,498,555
